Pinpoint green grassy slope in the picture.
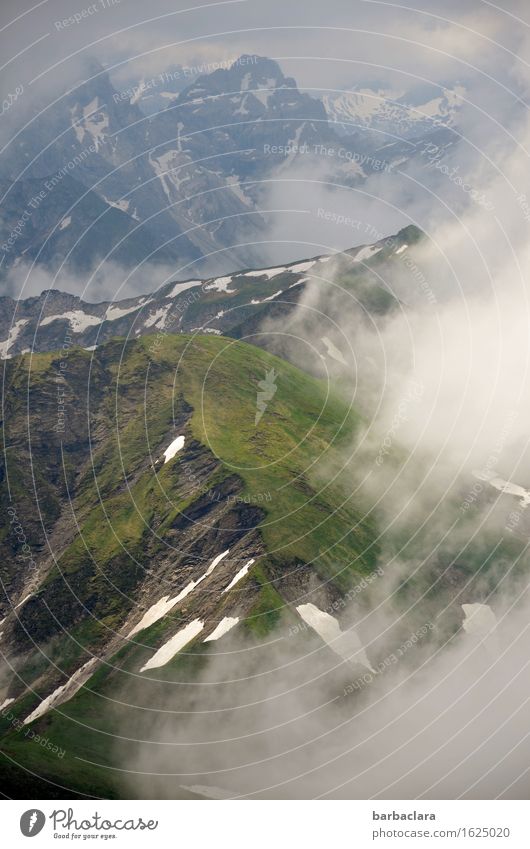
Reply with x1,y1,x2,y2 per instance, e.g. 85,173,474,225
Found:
0,332,378,797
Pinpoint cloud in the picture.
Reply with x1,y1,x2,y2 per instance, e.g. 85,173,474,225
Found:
2,259,180,302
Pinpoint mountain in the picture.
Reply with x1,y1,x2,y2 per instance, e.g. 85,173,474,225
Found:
0,318,524,799
0,225,419,362
119,63,193,117
0,55,456,281
0,331,379,796
0,54,340,278
0,174,185,277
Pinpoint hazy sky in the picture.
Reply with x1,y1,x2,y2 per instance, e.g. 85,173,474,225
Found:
1,0,527,99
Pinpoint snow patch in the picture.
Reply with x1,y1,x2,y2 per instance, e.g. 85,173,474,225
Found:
143,306,170,329
296,603,374,671
204,549,230,576
204,617,239,642
172,550,230,604
245,266,287,280
288,260,316,274
104,302,144,321
72,97,109,150
321,336,347,365
140,619,204,671
168,280,202,298
0,319,29,358
149,149,189,202
226,175,252,206
462,603,497,637
461,603,499,658
173,581,197,603
127,595,181,638
163,435,185,463
354,244,382,262
473,469,530,507
15,594,33,609
41,311,102,333
223,559,255,592
249,290,284,305
204,276,234,293
23,659,97,725
102,195,130,213
288,276,309,289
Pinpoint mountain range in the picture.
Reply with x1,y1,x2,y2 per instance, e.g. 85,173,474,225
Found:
0,224,525,798
0,55,457,282
0,225,419,363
